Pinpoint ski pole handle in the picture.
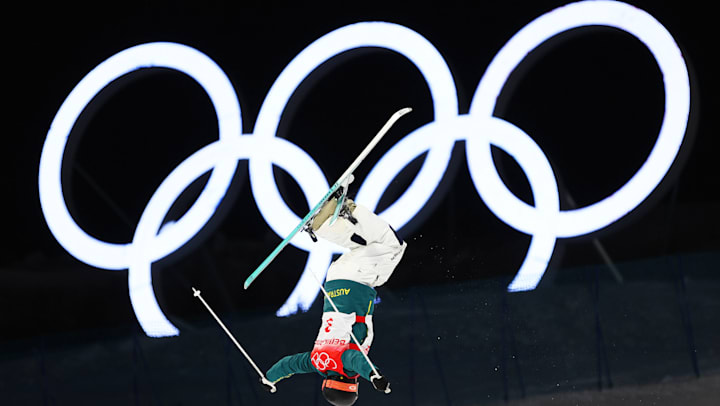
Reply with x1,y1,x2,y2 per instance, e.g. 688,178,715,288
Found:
260,377,278,393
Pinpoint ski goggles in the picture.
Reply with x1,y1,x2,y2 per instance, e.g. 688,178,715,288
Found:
322,378,359,393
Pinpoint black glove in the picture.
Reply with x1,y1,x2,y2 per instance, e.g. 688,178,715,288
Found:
371,374,391,394
330,186,345,201
259,378,277,393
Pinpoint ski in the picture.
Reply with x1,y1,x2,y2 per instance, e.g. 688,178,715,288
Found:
244,107,412,289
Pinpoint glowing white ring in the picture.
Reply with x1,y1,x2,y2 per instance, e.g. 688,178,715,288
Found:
251,22,457,247
39,42,241,271
39,42,243,336
470,0,690,238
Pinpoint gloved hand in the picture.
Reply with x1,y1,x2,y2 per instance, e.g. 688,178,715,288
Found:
371,374,391,394
259,377,277,393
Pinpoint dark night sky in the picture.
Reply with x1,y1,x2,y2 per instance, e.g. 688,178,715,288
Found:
3,0,718,340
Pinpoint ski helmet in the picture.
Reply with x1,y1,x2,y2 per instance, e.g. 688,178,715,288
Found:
321,375,359,406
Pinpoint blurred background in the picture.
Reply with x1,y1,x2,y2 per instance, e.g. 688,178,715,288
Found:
2,0,718,404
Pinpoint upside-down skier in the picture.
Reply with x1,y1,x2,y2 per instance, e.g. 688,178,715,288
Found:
260,185,407,406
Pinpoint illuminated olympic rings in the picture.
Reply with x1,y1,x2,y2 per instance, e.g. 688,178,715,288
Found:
39,1,690,337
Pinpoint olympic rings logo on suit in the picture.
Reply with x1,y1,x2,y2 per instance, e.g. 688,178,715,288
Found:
312,352,339,371
39,1,690,337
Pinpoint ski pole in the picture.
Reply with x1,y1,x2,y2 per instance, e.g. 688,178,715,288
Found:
192,287,276,393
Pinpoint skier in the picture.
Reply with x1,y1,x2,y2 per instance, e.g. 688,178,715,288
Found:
260,187,407,406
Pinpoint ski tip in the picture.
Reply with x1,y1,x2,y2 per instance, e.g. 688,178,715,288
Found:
397,107,412,116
